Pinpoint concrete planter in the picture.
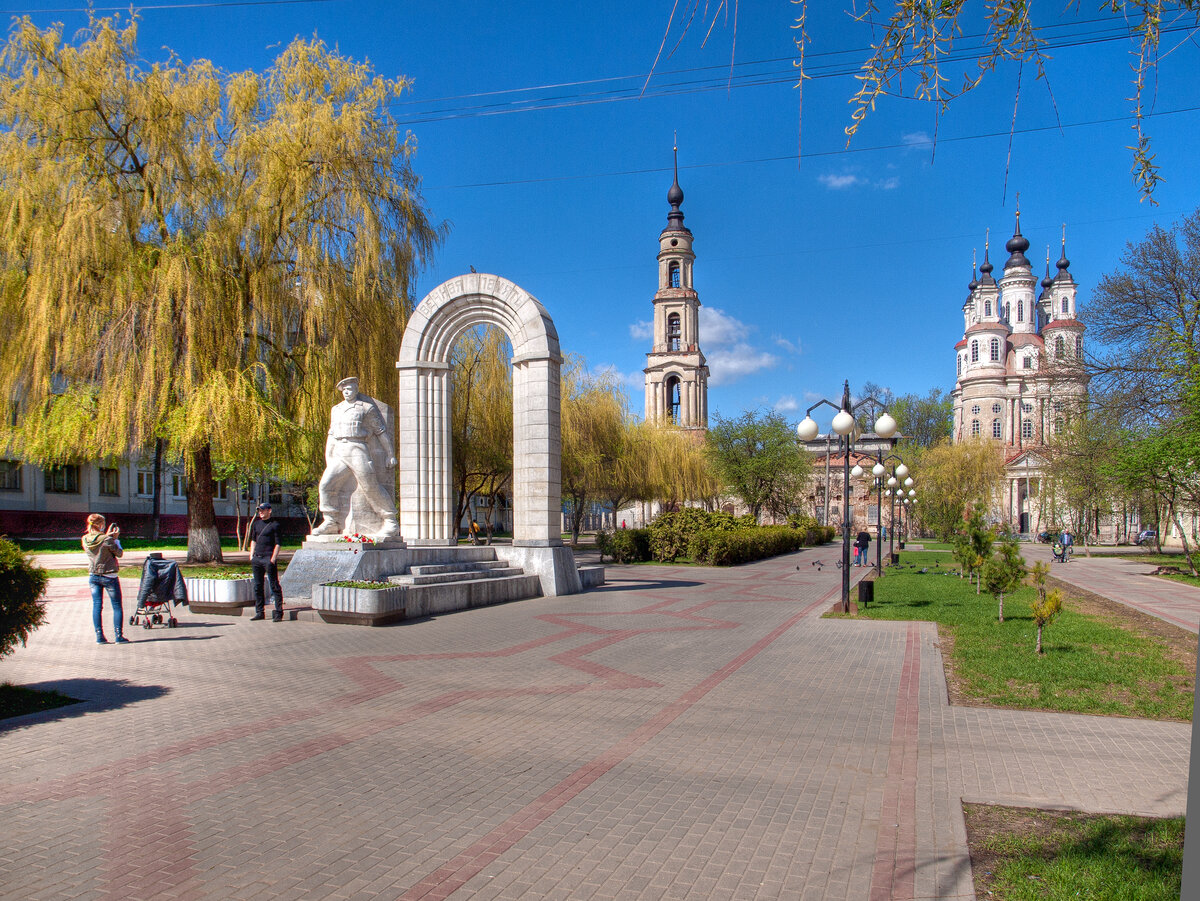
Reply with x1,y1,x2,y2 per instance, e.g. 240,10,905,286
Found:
312,582,407,626
186,577,254,616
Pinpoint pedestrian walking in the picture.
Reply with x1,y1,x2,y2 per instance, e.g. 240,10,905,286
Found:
855,529,871,566
82,513,128,643
249,503,284,621
468,519,480,545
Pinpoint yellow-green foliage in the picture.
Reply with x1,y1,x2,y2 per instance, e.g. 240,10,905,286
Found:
0,15,443,484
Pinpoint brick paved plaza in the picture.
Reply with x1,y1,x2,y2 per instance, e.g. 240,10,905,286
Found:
2,547,1191,900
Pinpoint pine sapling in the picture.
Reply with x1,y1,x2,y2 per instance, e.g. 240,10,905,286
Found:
1030,588,1063,654
982,528,1025,622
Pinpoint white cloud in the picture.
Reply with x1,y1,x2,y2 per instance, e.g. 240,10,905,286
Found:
629,319,653,341
699,306,749,346
902,131,933,149
773,395,800,413
594,362,645,389
819,173,862,190
699,307,777,386
707,345,778,386
774,335,803,355
819,171,901,191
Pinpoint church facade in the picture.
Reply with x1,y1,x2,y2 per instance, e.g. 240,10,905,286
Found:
950,215,1090,535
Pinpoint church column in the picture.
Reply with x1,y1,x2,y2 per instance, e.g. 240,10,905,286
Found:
512,353,563,547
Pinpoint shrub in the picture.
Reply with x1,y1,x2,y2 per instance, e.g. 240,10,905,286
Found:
649,509,737,562
606,528,652,563
690,526,806,566
0,537,49,659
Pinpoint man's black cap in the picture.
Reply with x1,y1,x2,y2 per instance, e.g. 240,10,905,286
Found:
257,502,272,510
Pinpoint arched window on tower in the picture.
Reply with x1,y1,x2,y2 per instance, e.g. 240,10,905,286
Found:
990,338,1000,362
1017,301,1024,322
666,376,681,423
984,300,992,317
1061,296,1069,315
1075,336,1082,357
669,262,681,288
971,419,980,436
971,340,979,363
956,356,962,376
1004,303,1010,321
1021,419,1033,440
1055,335,1065,359
992,419,1002,439
667,313,681,352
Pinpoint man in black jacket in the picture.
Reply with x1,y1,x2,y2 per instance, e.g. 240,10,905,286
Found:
249,503,284,621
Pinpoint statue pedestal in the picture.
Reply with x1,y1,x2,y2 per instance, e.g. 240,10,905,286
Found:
279,541,410,604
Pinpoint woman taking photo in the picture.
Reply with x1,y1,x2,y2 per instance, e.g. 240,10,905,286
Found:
82,513,129,643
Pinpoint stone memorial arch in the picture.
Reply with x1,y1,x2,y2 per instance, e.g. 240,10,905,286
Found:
396,273,580,595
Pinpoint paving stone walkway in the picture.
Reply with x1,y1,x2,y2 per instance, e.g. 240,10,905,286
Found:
2,547,1190,900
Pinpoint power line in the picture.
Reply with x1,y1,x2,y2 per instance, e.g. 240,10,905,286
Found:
0,0,339,12
425,105,1200,191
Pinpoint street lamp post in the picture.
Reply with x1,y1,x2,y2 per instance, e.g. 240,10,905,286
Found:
797,380,897,613
870,452,905,574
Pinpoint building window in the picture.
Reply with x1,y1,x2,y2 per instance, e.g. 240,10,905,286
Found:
971,404,980,415
1004,303,1010,321
1055,335,1065,358
98,467,120,497
213,479,228,501
1022,401,1033,414
667,313,681,352
1022,419,1033,439
1023,355,1032,370
989,338,1000,361
992,419,1002,439
991,403,1002,413
0,460,21,491
44,465,80,494
957,356,962,376
268,482,284,505
1075,336,1082,356
1061,297,1069,314
1055,417,1064,435
171,473,187,499
668,262,680,288
970,340,979,363
137,470,155,497
984,300,992,316
971,419,980,436
1017,301,1024,322
666,376,681,423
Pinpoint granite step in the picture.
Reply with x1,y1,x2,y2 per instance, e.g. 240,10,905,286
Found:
388,566,525,586
408,560,508,576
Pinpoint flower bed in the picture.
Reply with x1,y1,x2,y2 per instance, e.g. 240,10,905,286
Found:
185,575,254,615
312,580,406,626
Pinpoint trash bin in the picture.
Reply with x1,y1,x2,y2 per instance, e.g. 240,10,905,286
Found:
858,579,874,608
890,552,900,565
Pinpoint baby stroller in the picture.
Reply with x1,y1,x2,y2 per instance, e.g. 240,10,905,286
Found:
1051,541,1070,563
131,553,189,630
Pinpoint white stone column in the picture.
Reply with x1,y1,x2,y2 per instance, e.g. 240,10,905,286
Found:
397,360,455,545
512,353,562,547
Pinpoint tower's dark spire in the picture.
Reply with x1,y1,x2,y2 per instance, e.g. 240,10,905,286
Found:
1056,223,1071,273
1004,208,1030,269
665,138,687,232
1041,246,1054,290
979,231,995,284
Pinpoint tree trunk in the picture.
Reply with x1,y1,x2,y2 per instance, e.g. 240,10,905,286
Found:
1036,623,1043,654
186,444,223,564
998,593,1004,623
151,438,164,540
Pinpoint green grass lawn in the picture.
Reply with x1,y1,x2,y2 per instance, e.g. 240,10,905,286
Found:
1116,553,1200,588
847,551,1194,720
964,804,1183,901
17,536,305,553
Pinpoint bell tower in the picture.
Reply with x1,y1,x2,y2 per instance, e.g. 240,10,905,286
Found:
644,146,709,430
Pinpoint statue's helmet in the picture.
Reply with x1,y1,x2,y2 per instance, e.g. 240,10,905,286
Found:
336,377,359,393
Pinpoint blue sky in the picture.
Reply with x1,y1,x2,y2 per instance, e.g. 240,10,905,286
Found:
11,1,1200,429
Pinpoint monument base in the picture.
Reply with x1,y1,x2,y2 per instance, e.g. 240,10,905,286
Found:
494,545,582,597
280,545,412,603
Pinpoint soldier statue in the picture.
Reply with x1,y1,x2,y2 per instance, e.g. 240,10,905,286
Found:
311,377,400,541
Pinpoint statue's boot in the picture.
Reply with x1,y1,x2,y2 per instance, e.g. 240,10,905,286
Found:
312,517,343,536
372,515,400,542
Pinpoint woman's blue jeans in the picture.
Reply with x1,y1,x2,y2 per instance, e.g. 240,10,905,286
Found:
89,574,124,639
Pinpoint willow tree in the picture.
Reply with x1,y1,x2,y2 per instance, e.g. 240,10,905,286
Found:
910,438,1005,540
0,16,442,560
451,326,514,539
561,358,626,545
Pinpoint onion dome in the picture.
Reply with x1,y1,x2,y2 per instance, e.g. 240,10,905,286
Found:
1004,211,1030,269
1055,229,1072,282
664,145,687,233
979,245,995,285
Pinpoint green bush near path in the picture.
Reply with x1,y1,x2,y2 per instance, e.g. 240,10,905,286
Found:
846,551,1193,720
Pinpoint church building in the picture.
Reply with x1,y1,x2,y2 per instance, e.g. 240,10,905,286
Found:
643,152,709,432
950,213,1087,534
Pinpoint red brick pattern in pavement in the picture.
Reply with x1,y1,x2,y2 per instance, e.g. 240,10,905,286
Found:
1,549,1189,901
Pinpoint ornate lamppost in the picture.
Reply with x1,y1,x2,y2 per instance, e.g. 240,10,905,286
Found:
796,380,897,613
